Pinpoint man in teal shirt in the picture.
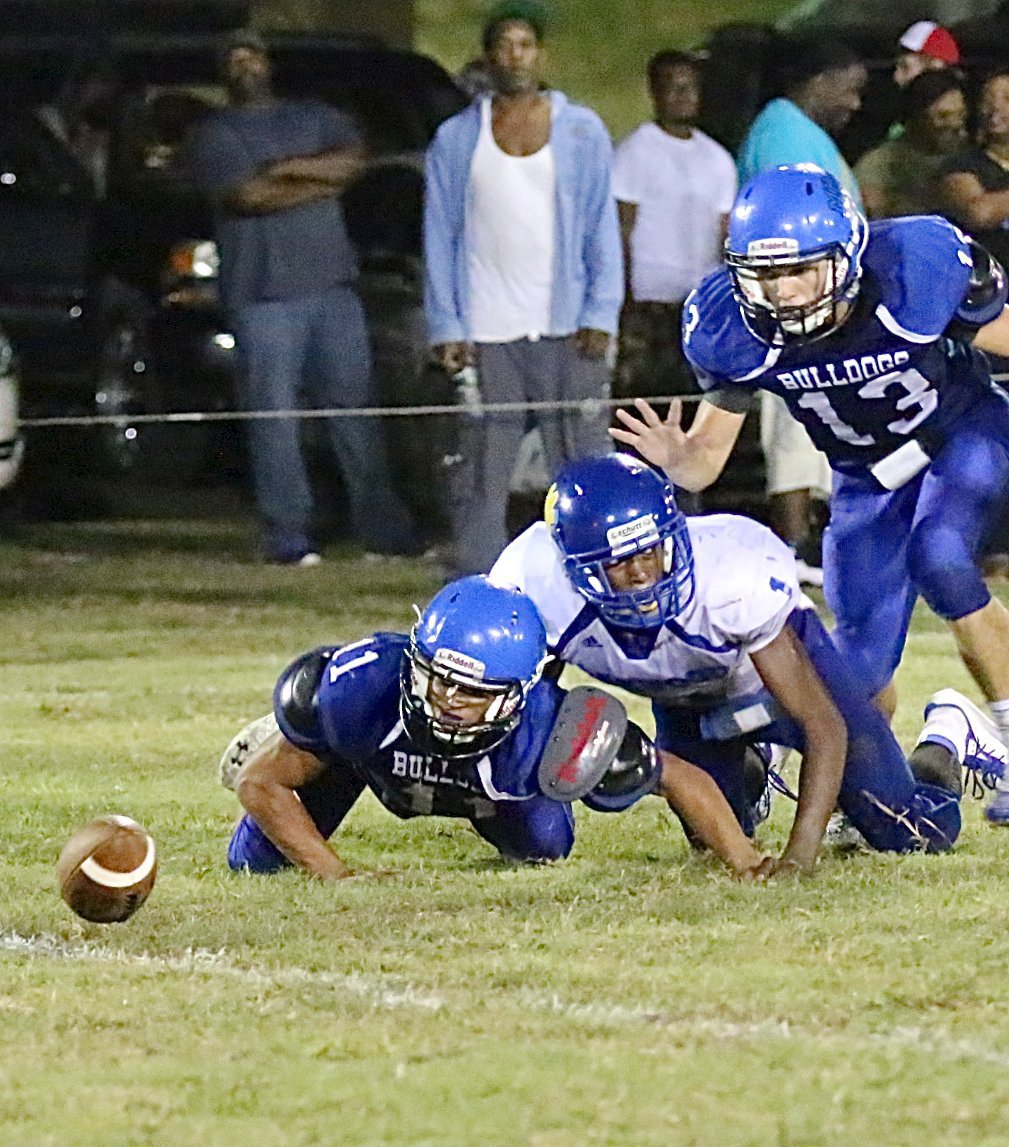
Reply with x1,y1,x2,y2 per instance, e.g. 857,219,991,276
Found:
737,36,866,208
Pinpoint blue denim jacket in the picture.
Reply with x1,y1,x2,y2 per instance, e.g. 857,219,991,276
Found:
423,92,624,345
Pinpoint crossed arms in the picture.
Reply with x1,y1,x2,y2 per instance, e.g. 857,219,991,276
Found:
222,144,366,215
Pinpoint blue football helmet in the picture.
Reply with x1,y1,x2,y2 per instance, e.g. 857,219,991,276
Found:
545,453,694,629
401,575,548,758
725,165,868,343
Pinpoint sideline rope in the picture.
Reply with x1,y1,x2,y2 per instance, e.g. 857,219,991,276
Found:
18,394,685,430
18,375,1009,431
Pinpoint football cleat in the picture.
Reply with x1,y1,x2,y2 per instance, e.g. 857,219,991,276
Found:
918,688,1008,809
218,713,280,791
746,743,797,828
823,811,868,853
985,781,1009,826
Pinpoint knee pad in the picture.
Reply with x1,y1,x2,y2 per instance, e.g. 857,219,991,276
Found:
908,525,989,620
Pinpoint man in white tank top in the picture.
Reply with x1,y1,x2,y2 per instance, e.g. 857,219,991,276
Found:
424,2,623,577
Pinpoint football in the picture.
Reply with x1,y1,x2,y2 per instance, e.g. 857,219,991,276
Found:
56,815,157,923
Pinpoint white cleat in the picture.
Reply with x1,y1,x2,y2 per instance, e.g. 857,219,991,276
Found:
217,713,280,791
919,689,1009,819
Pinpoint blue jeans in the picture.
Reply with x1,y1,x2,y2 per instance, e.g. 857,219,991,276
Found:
232,286,420,557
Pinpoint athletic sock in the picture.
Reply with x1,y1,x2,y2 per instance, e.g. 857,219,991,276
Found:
989,698,1009,752
908,741,962,797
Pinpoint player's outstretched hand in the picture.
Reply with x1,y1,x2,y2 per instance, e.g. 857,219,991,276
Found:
609,398,687,471
737,854,812,883
337,867,398,882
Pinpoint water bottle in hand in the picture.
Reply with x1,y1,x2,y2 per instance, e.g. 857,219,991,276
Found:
452,365,484,420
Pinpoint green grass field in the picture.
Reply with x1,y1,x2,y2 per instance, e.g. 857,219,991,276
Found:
3,513,1009,1146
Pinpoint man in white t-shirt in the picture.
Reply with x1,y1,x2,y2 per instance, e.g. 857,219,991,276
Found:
613,51,737,402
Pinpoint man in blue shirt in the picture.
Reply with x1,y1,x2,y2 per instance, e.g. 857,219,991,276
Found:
187,30,418,564
423,2,622,578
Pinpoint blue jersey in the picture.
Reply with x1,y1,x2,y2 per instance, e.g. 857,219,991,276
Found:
683,215,1008,475
273,633,566,821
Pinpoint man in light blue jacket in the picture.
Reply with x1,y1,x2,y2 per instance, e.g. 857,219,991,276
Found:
424,1,623,577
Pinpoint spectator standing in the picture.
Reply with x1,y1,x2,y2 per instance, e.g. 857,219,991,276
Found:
736,36,868,586
186,30,420,564
613,51,737,402
423,1,622,578
941,67,1009,571
855,70,966,218
35,54,121,198
841,20,962,162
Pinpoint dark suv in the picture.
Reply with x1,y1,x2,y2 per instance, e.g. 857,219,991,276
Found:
0,32,465,513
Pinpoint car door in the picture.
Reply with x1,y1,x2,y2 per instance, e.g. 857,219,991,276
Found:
0,114,99,387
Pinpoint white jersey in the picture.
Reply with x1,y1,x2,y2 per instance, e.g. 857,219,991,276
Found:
489,515,801,711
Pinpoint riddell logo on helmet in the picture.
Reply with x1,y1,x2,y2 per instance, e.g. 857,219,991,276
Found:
606,515,657,549
433,648,486,679
747,237,799,257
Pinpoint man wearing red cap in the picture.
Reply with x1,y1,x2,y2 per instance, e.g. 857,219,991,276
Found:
895,21,961,89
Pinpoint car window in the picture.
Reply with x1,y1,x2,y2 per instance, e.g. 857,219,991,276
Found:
0,114,96,198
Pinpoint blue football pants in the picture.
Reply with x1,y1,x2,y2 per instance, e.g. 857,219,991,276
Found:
653,607,961,853
826,398,1009,697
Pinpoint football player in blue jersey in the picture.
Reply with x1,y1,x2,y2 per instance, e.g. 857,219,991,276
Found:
491,453,1008,876
223,576,693,880
610,164,1009,825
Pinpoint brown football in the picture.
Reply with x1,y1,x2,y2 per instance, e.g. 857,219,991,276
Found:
56,815,157,923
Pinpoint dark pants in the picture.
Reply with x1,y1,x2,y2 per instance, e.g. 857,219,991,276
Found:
233,285,419,558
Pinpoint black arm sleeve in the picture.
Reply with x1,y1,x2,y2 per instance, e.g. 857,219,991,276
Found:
581,721,661,813
945,240,1008,341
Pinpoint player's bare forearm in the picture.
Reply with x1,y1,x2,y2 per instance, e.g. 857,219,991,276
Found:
974,306,1009,357
752,629,847,875
656,750,764,877
610,397,743,492
235,736,355,880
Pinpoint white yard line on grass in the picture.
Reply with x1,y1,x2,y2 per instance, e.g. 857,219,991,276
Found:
0,930,444,1011
6,930,1009,1069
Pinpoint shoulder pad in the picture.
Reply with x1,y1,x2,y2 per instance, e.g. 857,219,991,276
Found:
581,722,661,813
273,646,337,746
866,217,973,340
682,270,775,385
537,686,627,801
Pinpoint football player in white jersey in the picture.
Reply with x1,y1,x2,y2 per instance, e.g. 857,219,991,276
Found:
491,453,1005,876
